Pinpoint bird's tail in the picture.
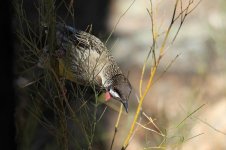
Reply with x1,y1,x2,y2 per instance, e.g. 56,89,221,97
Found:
41,22,78,35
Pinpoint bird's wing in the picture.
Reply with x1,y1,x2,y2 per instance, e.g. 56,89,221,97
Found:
56,23,107,55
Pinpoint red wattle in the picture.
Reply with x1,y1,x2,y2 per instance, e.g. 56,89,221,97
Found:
105,92,111,101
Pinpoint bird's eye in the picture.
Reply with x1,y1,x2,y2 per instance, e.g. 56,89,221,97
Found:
109,88,120,98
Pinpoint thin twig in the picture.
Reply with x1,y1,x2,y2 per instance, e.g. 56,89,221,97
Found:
110,104,123,150
122,1,181,149
176,104,205,128
105,0,136,44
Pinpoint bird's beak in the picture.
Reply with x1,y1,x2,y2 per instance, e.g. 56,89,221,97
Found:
121,100,128,113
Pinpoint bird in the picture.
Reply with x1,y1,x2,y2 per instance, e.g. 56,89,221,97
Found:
39,23,132,112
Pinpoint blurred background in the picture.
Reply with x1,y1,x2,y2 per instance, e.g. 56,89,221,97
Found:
107,0,226,149
15,0,226,149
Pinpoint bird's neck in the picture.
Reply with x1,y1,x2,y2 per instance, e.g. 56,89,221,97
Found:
99,64,122,88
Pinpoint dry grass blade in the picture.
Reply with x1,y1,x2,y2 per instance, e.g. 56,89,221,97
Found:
184,132,204,142
142,112,164,136
176,104,205,128
194,116,226,135
136,122,164,136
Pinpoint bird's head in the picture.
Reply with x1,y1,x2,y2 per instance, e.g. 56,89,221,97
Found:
104,74,132,112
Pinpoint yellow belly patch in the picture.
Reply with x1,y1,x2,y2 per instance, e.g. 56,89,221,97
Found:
59,59,77,83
